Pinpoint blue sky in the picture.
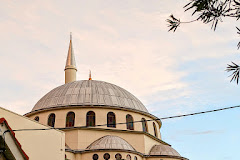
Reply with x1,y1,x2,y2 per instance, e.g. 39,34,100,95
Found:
0,0,240,159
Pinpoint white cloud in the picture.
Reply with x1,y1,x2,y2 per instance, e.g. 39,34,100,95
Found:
0,0,239,119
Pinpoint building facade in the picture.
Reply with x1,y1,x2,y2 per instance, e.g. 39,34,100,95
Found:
24,35,188,160
0,107,65,160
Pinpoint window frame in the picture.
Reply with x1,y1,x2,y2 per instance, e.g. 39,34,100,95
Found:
126,114,134,130
34,116,39,122
66,111,75,127
107,112,116,128
141,118,148,132
48,113,56,127
86,111,96,127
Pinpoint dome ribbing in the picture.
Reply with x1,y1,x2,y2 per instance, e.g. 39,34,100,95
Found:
86,135,135,151
149,144,181,157
32,80,148,113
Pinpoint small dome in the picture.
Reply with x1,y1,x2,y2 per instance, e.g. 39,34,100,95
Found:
149,144,181,157
32,80,148,113
86,135,135,151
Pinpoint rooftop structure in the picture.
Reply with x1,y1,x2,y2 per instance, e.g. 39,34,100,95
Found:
24,34,188,160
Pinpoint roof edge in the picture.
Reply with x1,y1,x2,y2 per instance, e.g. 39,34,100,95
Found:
0,118,29,160
0,107,65,134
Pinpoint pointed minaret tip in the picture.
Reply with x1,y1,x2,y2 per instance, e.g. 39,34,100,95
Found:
89,70,92,80
65,33,77,84
65,32,77,70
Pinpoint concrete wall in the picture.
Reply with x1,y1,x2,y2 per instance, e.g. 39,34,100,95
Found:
66,129,146,152
80,151,142,160
0,107,65,160
144,135,162,155
65,152,182,160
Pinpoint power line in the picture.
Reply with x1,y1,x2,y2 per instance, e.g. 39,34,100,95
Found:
160,105,240,120
2,104,239,133
2,105,238,157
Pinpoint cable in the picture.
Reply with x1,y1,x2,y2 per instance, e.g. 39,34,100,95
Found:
3,104,239,133
160,105,240,120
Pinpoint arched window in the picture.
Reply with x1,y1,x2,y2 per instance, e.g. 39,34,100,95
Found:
141,118,148,132
126,114,134,130
153,122,158,137
115,153,122,160
134,156,138,160
126,154,131,160
107,112,116,128
48,113,56,127
93,154,99,160
66,112,75,127
86,111,95,127
34,116,39,122
103,153,110,160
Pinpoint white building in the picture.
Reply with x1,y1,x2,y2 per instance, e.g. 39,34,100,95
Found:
24,35,188,160
0,107,65,160
1,35,188,160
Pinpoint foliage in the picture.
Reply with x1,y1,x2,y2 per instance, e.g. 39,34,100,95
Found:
167,0,240,84
226,61,240,83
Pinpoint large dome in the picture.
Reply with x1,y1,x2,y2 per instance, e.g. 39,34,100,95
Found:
32,80,148,113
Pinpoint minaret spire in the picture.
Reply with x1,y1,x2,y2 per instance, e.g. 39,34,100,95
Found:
65,33,77,84
89,70,92,80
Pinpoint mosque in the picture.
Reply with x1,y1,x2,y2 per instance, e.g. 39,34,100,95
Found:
24,35,188,160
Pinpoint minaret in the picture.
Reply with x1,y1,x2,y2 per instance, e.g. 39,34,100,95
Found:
65,33,77,84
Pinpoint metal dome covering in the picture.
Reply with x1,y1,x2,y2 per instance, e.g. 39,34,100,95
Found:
32,80,148,113
86,135,135,151
149,144,181,157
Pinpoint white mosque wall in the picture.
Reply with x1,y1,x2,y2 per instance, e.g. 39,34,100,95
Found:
143,135,163,155
27,107,161,139
79,151,142,160
0,107,65,160
66,129,145,152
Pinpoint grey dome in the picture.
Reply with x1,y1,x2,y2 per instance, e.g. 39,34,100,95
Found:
32,80,148,113
149,144,181,156
86,135,135,151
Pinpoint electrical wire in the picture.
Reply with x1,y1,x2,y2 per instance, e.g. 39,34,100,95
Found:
2,104,239,133
160,105,240,120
